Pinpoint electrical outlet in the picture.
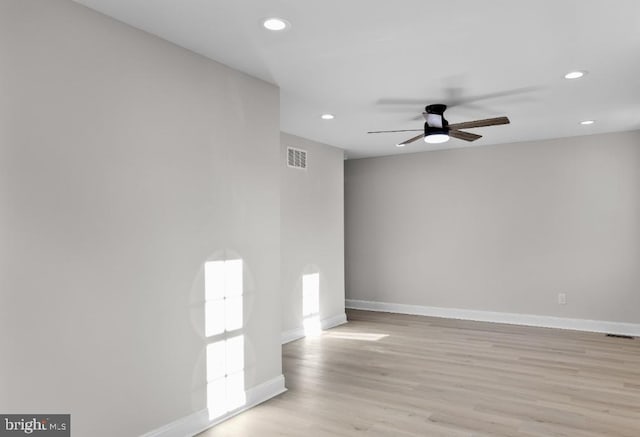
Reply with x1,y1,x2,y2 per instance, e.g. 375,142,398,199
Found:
558,293,567,305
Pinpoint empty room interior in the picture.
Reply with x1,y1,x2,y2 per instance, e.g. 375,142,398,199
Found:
2,1,640,436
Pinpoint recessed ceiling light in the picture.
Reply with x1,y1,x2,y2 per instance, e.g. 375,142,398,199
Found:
580,120,595,125
396,143,406,148
321,114,334,120
263,18,289,31
564,71,585,79
424,134,450,144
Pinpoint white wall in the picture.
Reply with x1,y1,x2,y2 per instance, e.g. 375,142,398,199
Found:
345,131,640,324
280,133,345,341
0,1,281,436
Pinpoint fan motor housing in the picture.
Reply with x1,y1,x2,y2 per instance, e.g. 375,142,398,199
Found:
424,104,449,135
425,104,447,115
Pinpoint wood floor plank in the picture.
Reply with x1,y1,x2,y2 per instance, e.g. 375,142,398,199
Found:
199,309,640,436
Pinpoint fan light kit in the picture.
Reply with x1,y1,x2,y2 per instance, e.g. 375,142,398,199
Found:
424,134,450,144
368,104,510,147
263,18,289,31
564,71,585,79
321,114,335,120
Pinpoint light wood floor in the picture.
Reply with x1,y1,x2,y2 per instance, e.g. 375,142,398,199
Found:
200,309,640,436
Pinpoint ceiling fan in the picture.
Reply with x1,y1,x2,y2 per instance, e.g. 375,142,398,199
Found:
368,104,510,146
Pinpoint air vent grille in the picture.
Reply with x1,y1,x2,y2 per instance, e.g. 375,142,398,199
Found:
287,147,307,170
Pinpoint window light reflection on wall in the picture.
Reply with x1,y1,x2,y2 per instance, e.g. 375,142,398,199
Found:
302,272,321,336
204,259,246,420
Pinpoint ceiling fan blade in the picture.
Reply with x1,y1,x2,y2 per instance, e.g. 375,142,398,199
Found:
377,98,429,105
448,116,510,130
377,97,468,108
398,133,425,145
367,129,423,134
449,130,482,142
449,86,538,106
377,87,538,107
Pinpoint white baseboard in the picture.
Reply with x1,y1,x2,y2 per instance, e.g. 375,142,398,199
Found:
281,312,348,344
139,409,210,437
140,375,286,437
345,299,640,337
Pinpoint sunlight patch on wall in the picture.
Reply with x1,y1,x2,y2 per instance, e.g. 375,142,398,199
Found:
205,259,243,337
206,335,246,418
204,259,246,420
302,272,321,336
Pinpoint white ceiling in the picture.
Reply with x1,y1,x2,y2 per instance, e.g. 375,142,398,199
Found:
75,0,640,158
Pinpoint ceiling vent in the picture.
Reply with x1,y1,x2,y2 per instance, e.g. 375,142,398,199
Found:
287,147,307,170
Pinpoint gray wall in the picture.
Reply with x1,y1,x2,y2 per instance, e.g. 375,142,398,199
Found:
345,130,640,323
280,133,345,335
1,1,281,436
